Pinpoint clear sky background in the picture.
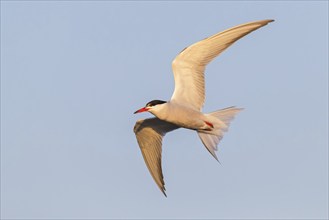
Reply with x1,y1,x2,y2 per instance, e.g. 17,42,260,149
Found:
1,1,328,219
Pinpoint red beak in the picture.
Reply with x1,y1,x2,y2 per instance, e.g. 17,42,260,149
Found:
134,107,149,114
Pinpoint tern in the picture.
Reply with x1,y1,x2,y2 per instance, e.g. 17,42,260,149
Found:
133,19,274,196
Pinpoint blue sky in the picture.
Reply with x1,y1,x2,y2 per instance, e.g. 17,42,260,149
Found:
1,1,328,219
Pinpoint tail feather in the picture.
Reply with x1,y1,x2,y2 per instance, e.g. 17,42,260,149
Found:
198,133,221,161
209,106,243,125
197,106,243,161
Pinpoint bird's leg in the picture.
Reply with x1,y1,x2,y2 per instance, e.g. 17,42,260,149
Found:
204,121,214,128
203,121,214,131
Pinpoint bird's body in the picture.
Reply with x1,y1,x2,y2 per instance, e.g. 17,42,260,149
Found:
133,19,274,196
148,101,209,131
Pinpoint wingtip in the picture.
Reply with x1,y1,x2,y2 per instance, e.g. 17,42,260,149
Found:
212,152,220,163
254,19,274,26
216,157,222,165
162,189,167,197
264,19,275,26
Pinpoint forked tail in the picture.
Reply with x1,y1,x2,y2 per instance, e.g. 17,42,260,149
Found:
197,106,243,161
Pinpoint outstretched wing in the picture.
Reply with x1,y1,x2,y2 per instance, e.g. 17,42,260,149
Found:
171,19,274,110
134,117,179,196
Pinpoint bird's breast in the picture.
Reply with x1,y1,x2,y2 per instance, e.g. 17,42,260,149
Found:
157,103,205,130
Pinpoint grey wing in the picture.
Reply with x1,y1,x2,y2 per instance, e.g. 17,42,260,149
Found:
171,19,274,111
134,117,179,196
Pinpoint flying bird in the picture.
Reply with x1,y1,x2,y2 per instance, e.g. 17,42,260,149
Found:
133,19,274,196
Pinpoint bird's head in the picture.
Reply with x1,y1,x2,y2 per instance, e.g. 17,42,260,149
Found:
134,100,167,114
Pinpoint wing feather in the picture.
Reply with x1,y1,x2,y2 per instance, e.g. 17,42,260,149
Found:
134,118,179,196
171,19,274,110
